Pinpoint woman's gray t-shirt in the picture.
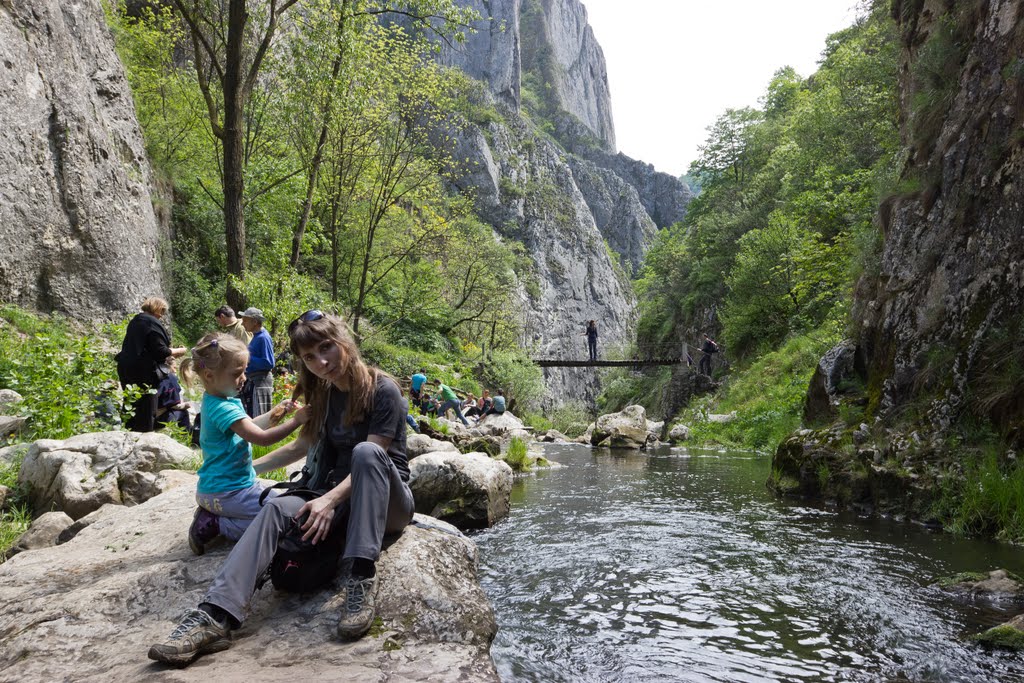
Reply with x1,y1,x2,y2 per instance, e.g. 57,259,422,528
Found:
323,375,410,484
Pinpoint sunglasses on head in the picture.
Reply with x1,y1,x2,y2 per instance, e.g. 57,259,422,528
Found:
288,309,325,333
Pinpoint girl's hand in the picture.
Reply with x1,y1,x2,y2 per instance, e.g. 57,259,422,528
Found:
298,495,336,545
268,399,298,425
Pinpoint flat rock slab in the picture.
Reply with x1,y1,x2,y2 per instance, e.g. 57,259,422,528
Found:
0,482,498,682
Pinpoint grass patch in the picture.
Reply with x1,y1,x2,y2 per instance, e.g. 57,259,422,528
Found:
0,503,31,557
677,328,840,451
936,446,1024,542
503,436,531,472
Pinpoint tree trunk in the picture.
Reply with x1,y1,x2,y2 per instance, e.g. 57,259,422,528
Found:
223,0,249,310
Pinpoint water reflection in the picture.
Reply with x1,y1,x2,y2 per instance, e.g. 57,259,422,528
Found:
474,445,1024,683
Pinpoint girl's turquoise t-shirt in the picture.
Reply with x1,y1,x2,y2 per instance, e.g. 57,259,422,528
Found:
197,393,255,494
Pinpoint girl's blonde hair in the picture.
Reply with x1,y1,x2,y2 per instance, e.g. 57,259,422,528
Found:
179,333,249,387
289,313,396,436
141,297,169,318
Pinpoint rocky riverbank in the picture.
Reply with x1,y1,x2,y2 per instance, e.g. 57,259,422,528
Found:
0,428,509,681
0,481,498,681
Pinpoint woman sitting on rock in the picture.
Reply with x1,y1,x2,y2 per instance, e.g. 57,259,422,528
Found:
148,311,414,666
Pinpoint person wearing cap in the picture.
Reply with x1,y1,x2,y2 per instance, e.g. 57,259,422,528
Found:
240,308,275,418
214,305,252,344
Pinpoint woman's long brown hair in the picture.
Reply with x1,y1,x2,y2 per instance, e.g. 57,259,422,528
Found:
289,314,396,439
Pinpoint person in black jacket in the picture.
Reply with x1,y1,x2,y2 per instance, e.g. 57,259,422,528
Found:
698,334,719,377
115,298,186,432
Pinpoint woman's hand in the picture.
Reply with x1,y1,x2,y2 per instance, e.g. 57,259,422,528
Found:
293,405,311,424
298,494,337,545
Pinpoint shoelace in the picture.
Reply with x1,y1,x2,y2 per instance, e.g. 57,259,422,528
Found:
345,578,372,614
170,609,212,639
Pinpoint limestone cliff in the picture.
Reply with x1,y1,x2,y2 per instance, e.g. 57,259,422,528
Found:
772,0,1024,521
438,0,691,403
450,102,636,406
520,0,615,151
0,0,166,319
856,0,1024,433
436,0,523,108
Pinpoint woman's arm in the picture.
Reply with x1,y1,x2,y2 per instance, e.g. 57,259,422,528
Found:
252,435,309,474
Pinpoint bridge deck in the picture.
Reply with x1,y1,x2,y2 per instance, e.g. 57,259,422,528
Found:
533,359,683,368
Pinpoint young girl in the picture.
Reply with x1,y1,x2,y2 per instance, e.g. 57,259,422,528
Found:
180,333,309,555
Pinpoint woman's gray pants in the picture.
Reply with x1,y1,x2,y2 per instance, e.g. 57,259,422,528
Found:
202,442,414,624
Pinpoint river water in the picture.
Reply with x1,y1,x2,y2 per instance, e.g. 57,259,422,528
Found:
473,444,1024,682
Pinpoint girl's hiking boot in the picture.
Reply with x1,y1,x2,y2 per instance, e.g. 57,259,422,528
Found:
336,573,379,640
147,608,231,666
188,507,220,555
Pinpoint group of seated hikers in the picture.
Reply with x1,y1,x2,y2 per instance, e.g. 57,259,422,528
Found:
406,369,507,430
137,308,422,667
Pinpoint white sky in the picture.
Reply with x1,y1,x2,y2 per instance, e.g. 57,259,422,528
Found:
580,0,862,177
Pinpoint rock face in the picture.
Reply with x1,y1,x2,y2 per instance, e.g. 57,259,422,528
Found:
0,0,166,319
804,340,858,425
520,0,615,150
435,0,522,107
18,431,194,520
849,1,1024,431
0,483,498,681
776,1,1024,524
434,0,693,406
409,451,513,529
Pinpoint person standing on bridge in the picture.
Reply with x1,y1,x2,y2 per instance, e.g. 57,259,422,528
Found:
698,334,719,377
584,320,599,362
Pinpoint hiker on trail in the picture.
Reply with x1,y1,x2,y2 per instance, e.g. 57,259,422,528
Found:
115,297,187,432
214,305,252,344
239,308,275,418
698,334,719,377
154,358,192,432
410,369,427,402
436,382,470,426
479,389,506,420
149,311,415,665
585,320,599,361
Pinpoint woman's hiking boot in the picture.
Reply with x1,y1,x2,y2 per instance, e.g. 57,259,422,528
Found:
147,608,231,666
188,507,220,555
336,574,379,640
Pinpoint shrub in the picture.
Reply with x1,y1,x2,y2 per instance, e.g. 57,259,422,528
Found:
0,307,142,443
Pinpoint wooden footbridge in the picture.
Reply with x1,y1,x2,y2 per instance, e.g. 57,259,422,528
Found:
532,342,696,368
533,358,684,368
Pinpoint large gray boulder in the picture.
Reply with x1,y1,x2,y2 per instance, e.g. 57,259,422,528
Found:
18,432,194,519
804,340,858,425
5,510,73,558
406,433,460,459
0,390,23,413
590,405,656,450
0,482,498,680
410,451,513,529
0,0,166,319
